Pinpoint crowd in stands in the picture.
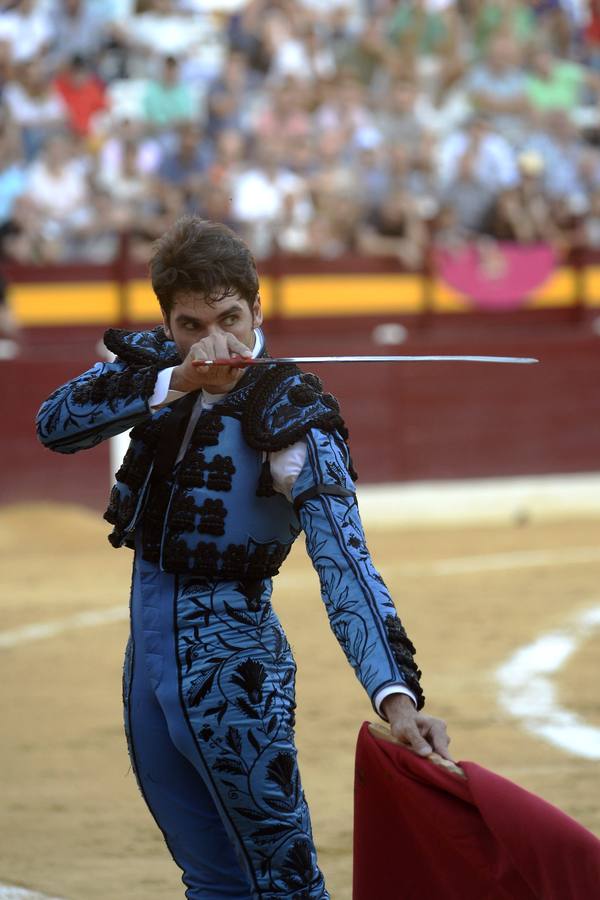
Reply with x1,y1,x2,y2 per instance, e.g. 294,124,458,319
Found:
3,0,600,269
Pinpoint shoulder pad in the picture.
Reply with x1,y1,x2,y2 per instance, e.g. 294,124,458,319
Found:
242,364,347,451
103,326,180,368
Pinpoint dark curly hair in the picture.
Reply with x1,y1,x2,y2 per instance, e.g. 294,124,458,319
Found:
149,216,259,318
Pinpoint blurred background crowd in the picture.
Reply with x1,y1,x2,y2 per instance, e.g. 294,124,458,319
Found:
3,0,600,270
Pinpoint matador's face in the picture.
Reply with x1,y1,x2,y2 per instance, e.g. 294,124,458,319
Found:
162,291,263,361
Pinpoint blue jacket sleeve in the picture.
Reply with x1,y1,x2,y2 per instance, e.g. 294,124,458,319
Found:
36,359,158,454
291,428,425,713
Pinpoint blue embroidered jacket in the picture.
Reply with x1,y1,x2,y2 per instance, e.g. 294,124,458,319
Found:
36,326,424,710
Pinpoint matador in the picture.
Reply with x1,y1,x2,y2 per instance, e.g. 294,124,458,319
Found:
37,216,450,899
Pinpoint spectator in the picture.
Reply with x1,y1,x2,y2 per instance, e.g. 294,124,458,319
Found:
0,39,14,90
386,0,460,57
205,127,246,195
0,0,53,66
486,152,565,247
438,114,518,233
97,117,162,188
375,78,423,153
357,188,427,269
23,133,91,247
583,0,600,69
128,180,187,262
157,123,213,190
438,114,518,192
523,109,590,209
53,56,108,139
142,56,198,130
0,107,27,227
308,190,362,258
230,142,311,257
335,18,391,86
113,0,211,59
385,0,463,82
471,0,536,54
581,187,600,248
227,0,274,76
3,0,600,266
250,80,312,143
467,34,529,144
95,138,149,212
268,23,337,83
525,45,599,114
352,140,389,207
3,59,67,161
196,182,238,232
414,60,471,139
47,0,108,69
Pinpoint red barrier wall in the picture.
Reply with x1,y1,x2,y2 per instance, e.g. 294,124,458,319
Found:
3,310,600,511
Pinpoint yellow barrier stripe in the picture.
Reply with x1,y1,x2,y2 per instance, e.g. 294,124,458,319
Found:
8,267,590,325
12,282,120,325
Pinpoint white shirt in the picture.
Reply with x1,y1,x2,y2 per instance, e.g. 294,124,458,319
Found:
148,329,415,715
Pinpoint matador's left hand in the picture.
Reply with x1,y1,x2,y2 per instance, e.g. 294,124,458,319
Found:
380,693,453,761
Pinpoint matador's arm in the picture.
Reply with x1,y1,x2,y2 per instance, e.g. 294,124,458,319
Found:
292,427,425,716
36,327,179,454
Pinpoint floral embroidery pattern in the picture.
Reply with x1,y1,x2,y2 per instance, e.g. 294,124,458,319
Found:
173,577,326,896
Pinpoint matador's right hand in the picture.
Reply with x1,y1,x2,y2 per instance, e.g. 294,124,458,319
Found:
170,332,252,394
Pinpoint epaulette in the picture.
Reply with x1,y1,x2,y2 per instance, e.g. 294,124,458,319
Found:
103,326,181,369
242,364,353,456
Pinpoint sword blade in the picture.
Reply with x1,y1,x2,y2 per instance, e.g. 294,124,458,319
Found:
198,355,539,367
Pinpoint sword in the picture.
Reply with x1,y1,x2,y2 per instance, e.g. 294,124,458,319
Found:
196,354,539,367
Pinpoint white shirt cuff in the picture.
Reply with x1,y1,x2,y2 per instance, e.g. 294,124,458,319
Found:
374,684,418,718
149,366,187,409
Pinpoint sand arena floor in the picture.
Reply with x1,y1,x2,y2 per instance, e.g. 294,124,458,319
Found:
1,503,599,899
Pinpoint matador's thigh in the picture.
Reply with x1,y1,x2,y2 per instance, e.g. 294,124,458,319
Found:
124,551,329,900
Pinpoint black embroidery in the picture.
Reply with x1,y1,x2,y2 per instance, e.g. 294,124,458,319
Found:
384,614,425,710
72,367,157,406
157,536,291,579
281,840,315,892
189,412,224,448
288,384,317,407
169,493,198,533
104,487,136,546
246,541,291,580
241,365,356,473
322,393,340,412
238,579,267,612
161,537,225,572
178,450,208,488
193,541,221,574
131,414,167,447
221,544,247,579
103,325,181,369
301,373,322,391
115,444,152,491
178,451,236,491
162,536,196,571
231,659,267,704
325,459,346,486
206,455,235,492
197,498,227,536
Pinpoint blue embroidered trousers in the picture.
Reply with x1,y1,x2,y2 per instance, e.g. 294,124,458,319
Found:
124,544,329,899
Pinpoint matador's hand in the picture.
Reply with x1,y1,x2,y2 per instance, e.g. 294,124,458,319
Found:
380,693,453,761
170,331,252,394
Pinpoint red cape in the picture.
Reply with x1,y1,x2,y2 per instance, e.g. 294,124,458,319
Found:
353,722,600,900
